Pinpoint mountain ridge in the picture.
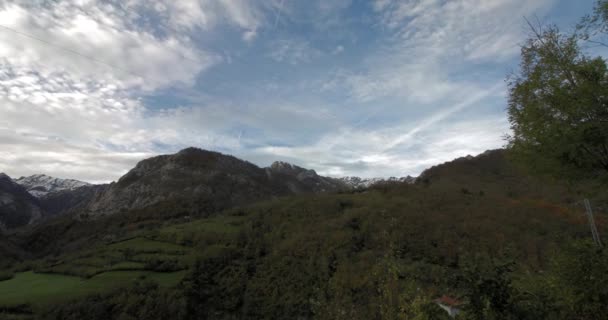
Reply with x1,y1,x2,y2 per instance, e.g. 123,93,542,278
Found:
3,148,493,227
14,174,90,198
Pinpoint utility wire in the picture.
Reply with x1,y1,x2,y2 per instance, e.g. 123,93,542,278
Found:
68,5,204,64
0,24,143,79
0,3,209,79
35,0,204,64
274,0,285,28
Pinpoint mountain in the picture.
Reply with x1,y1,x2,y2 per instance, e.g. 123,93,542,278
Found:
265,161,347,193
0,173,44,230
39,184,108,216
14,174,90,198
338,176,416,189
83,148,346,218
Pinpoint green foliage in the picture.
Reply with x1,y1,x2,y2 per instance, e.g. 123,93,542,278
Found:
41,280,186,320
507,21,608,179
457,256,518,320
547,240,608,319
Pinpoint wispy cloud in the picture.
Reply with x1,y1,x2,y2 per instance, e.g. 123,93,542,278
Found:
323,0,554,104
268,39,322,65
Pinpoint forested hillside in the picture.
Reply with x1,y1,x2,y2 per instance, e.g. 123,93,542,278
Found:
1,150,605,319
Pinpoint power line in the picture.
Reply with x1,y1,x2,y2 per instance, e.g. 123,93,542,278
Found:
274,0,286,28
0,24,143,79
66,4,205,65
0,3,209,79
29,0,205,65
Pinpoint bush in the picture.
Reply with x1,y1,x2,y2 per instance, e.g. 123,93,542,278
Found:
0,271,14,281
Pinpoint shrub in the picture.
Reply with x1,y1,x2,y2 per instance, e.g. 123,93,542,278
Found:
0,271,14,281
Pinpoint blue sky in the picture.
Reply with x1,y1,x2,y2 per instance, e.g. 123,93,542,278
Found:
0,0,597,182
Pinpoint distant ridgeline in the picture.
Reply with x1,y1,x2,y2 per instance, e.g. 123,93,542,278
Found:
0,148,418,230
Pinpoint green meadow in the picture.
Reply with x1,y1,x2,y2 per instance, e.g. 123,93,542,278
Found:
0,270,185,310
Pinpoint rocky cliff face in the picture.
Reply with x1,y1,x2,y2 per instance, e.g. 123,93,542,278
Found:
39,184,108,216
81,148,352,217
84,148,290,216
0,173,44,230
265,161,347,193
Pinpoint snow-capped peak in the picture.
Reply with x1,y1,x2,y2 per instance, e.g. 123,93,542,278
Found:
338,176,416,189
14,174,90,198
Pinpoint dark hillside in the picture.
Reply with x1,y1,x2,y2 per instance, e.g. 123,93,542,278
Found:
0,173,44,230
418,150,576,202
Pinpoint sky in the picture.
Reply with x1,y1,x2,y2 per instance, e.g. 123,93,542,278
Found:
0,0,597,183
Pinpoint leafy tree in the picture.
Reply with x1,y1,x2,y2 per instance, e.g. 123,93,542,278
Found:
507,21,608,179
458,256,518,320
547,240,608,319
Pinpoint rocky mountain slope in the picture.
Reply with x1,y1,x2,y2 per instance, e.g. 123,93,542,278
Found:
3,148,421,225
39,184,108,216
83,148,348,217
0,173,44,230
265,161,347,193
14,174,90,198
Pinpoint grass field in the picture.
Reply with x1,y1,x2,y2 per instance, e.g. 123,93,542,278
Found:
0,215,245,315
0,270,186,310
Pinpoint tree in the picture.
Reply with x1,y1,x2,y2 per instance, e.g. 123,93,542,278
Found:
507,19,608,179
457,255,518,320
547,240,608,319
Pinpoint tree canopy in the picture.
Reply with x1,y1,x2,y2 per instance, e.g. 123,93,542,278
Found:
507,9,608,179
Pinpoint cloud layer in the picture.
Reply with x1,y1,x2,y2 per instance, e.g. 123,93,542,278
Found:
0,0,575,182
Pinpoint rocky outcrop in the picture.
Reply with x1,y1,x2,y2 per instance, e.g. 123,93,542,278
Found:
80,148,354,217
84,148,291,216
39,184,108,216
265,161,347,193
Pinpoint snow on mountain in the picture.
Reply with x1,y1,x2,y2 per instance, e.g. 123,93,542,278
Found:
338,176,416,189
14,174,90,198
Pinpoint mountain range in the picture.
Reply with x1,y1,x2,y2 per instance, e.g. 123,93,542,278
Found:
14,174,90,198
0,147,418,230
